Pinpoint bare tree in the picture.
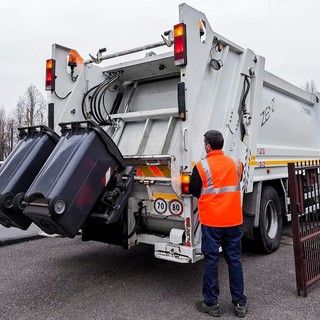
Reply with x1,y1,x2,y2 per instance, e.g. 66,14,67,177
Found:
0,107,13,160
16,84,47,127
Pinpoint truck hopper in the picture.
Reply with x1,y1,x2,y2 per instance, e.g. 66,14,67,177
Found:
23,121,127,238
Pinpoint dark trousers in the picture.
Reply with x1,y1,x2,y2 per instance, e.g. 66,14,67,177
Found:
201,224,246,306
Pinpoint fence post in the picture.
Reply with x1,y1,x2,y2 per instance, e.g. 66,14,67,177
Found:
288,162,305,296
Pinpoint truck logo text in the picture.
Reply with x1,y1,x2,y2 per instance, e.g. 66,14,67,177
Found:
261,98,276,127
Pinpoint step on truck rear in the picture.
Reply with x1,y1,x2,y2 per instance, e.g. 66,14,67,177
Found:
1,3,319,263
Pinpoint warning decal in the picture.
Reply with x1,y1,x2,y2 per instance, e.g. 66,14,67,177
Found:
137,165,171,178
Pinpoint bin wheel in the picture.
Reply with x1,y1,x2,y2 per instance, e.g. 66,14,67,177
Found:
1,193,14,210
49,196,67,217
13,193,26,212
254,186,283,254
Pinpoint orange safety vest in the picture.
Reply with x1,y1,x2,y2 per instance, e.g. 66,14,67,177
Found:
196,150,243,227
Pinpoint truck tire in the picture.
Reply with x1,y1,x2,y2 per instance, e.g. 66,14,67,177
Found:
255,186,282,253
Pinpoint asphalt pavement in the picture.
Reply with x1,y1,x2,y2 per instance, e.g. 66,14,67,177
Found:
0,223,319,320
0,223,41,245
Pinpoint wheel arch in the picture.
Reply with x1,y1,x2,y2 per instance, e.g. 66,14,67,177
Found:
260,179,286,218
243,179,286,234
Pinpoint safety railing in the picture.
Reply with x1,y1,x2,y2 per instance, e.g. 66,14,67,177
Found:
288,161,320,296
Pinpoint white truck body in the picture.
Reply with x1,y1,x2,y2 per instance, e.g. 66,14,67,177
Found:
4,3,320,263
48,3,320,262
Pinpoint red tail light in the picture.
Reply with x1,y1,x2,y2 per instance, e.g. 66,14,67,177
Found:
174,23,187,66
45,59,55,91
181,173,190,194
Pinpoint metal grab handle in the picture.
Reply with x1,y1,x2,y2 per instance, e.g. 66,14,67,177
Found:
145,160,161,166
183,128,188,151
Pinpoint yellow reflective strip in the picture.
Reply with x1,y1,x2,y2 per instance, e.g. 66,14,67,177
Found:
265,160,295,165
137,165,171,177
158,166,171,178
249,160,258,166
138,165,154,176
149,165,164,177
153,193,178,200
249,159,314,167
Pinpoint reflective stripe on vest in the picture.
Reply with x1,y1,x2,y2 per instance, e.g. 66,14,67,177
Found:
200,158,241,195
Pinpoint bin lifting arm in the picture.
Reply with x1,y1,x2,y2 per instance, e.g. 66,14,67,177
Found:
85,31,174,65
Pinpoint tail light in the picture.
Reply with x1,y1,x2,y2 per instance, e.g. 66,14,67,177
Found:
174,23,187,66
181,172,191,194
45,59,56,91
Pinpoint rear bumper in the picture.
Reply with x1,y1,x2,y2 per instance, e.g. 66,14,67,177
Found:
154,242,203,263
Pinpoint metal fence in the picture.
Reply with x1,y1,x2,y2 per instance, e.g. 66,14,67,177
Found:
288,161,320,297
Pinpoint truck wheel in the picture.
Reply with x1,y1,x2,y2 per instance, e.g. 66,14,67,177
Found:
255,186,282,253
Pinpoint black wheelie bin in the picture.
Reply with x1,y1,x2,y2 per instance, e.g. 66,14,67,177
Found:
0,126,59,230
23,121,125,238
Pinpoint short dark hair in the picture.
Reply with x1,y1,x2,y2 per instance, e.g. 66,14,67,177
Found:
204,130,224,150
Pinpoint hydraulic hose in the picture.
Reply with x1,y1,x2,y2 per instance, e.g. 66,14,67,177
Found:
241,76,250,113
81,71,122,124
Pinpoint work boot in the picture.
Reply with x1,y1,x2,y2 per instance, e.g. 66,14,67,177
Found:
195,301,221,317
234,303,247,318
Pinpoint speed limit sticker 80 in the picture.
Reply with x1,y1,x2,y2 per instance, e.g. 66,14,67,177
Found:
154,198,183,216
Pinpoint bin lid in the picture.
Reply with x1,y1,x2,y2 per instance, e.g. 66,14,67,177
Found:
59,121,125,170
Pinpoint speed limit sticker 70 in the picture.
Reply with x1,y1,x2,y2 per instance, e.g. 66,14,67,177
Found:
154,198,167,214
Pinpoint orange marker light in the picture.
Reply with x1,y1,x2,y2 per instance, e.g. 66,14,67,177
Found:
174,24,185,37
68,53,77,68
181,174,190,184
181,173,191,194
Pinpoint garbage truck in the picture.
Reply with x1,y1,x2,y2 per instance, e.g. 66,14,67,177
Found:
0,3,319,263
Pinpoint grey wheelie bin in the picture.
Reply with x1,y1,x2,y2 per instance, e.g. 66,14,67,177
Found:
24,121,125,238
0,126,59,230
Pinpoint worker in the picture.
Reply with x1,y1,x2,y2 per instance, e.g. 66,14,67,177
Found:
189,130,247,318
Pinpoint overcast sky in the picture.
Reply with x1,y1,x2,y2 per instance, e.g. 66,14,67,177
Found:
0,0,319,116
